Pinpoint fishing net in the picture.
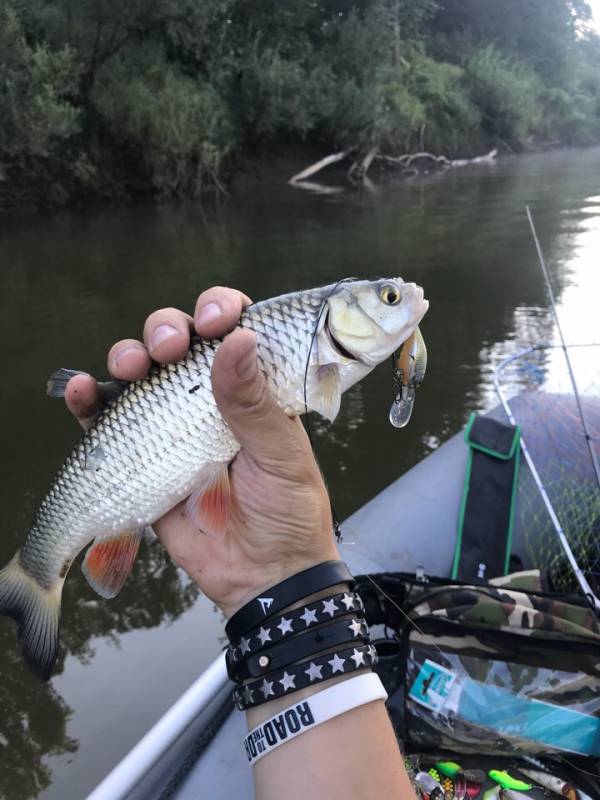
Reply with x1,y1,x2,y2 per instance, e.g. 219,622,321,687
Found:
493,344,600,599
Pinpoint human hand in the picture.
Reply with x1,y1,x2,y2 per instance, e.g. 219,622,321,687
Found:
65,287,339,617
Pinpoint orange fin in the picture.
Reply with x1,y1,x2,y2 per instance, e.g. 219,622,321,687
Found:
82,529,143,599
185,465,230,535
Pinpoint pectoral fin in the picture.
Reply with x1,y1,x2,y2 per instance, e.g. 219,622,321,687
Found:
82,529,144,599
308,364,341,422
185,464,230,535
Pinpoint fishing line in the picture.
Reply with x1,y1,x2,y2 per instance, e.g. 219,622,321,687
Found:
526,206,600,491
300,280,447,649
302,277,359,541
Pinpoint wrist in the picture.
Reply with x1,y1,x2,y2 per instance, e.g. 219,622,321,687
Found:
220,548,340,619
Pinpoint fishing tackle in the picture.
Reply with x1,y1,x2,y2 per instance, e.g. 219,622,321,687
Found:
465,782,482,799
416,771,446,800
436,761,463,778
389,326,427,428
442,777,455,799
453,775,467,800
520,767,577,799
482,789,500,800
488,771,531,791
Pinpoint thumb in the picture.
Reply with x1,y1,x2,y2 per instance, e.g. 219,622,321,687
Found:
211,328,310,467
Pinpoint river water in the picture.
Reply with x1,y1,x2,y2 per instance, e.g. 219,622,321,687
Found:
0,148,599,799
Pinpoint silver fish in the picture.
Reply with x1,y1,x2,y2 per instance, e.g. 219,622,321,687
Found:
0,278,428,677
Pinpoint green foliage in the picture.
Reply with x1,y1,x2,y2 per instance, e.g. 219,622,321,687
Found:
0,0,599,206
464,45,543,146
93,53,234,196
0,6,80,165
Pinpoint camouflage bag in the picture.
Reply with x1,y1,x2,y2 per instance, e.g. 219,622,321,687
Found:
356,571,600,762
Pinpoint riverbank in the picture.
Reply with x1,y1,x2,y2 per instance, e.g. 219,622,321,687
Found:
2,1,599,213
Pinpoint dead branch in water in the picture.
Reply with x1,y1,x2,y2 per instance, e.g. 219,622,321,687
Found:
288,151,351,184
288,147,497,186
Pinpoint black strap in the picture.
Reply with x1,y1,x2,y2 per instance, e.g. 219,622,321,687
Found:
228,616,369,681
233,643,378,710
228,590,365,659
225,560,354,643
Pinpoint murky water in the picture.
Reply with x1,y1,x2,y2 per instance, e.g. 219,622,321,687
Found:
1,148,599,799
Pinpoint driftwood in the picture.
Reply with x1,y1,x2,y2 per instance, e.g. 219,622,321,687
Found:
375,148,497,171
288,147,497,186
288,150,350,184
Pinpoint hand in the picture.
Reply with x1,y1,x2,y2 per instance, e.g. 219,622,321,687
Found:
65,287,339,617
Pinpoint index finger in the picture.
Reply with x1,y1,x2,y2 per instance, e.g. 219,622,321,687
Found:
194,287,252,339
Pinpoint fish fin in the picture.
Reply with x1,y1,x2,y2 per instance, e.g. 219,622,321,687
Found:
0,552,62,680
308,364,341,422
82,529,143,599
97,379,129,404
46,368,88,398
46,368,127,403
185,464,231,535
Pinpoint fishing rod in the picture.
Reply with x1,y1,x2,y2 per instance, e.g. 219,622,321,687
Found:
526,206,600,491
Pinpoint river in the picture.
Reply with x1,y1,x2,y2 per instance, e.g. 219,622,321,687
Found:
0,147,599,799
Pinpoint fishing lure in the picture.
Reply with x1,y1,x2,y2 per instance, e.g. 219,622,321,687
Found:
389,325,427,427
482,789,500,800
488,771,531,791
520,768,576,799
436,761,463,778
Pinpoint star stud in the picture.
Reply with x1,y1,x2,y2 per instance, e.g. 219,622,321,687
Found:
368,644,378,662
305,662,323,682
341,593,354,611
239,636,251,655
277,616,294,635
350,648,366,668
244,685,255,704
257,626,272,645
348,618,364,637
328,653,346,674
300,607,318,626
322,598,339,617
279,671,296,692
260,678,274,699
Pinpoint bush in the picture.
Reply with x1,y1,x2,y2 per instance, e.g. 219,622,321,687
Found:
464,45,543,146
93,55,235,196
0,6,80,168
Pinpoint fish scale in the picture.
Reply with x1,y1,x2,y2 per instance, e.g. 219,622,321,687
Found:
0,278,428,677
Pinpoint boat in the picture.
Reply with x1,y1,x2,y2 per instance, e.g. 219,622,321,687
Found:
87,344,600,800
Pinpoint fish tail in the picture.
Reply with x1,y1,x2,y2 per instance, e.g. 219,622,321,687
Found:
0,552,62,680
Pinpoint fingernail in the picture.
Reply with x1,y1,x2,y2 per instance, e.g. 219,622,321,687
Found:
236,339,257,380
150,324,179,353
196,302,222,327
112,345,144,369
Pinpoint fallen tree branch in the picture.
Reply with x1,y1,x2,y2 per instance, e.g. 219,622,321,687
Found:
348,147,378,181
376,148,497,169
289,150,350,184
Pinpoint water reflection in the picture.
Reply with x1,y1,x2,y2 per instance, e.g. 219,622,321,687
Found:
0,147,599,798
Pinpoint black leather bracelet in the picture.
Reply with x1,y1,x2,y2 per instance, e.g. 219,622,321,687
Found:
233,642,378,710
227,616,370,682
228,590,365,661
225,560,354,643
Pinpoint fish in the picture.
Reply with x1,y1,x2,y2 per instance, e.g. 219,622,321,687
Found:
389,324,427,428
0,278,428,678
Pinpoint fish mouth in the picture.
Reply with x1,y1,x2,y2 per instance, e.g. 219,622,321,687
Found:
324,311,358,361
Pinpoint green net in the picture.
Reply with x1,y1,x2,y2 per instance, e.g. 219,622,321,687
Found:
494,344,600,598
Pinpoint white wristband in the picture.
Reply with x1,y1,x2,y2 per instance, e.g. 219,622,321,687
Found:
243,672,388,766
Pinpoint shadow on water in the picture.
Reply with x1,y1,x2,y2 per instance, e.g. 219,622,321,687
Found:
0,147,599,798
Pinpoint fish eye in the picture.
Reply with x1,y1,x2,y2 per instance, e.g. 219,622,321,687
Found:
379,284,401,305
